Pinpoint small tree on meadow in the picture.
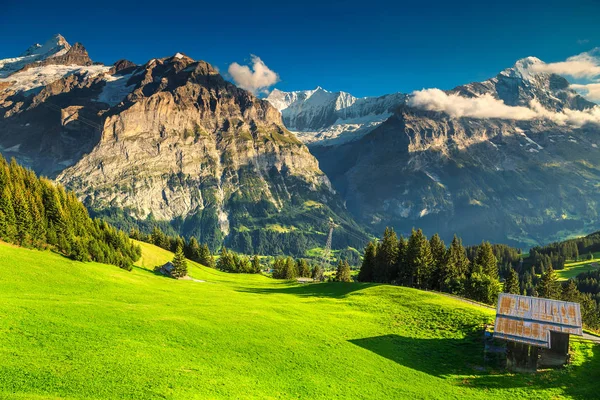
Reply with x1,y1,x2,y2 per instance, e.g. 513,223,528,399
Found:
171,245,188,278
336,260,352,282
252,255,261,273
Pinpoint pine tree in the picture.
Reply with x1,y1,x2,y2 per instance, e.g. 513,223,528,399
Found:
395,235,408,283
0,186,16,241
406,229,434,289
186,236,201,262
312,264,324,281
12,190,32,245
504,267,520,294
297,258,310,278
374,227,398,283
561,279,580,303
252,255,261,274
474,241,498,279
171,245,188,278
199,243,215,268
336,260,352,282
429,233,446,290
442,235,470,293
466,272,501,305
283,257,298,279
358,241,377,282
217,247,234,272
537,265,560,299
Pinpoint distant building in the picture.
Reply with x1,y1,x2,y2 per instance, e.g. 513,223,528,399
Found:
493,293,583,372
155,262,176,277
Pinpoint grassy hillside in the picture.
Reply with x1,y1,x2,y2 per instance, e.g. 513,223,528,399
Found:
0,242,598,399
557,257,600,281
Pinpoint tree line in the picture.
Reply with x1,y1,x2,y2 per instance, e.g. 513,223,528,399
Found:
271,256,351,282
0,155,140,270
358,228,502,304
357,227,600,330
130,227,215,268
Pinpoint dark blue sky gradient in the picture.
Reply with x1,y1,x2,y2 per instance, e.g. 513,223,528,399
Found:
1,0,599,97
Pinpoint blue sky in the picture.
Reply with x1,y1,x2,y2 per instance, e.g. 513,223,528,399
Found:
1,0,599,97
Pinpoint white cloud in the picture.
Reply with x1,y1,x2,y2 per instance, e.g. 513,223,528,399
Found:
408,88,600,128
571,82,600,102
530,48,600,79
409,89,538,120
228,55,279,94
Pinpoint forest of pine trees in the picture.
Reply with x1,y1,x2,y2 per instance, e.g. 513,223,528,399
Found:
216,247,262,274
0,155,140,270
271,256,324,280
358,227,600,330
358,228,501,304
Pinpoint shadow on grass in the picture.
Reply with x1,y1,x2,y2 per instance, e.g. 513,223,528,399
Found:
349,334,599,399
238,282,380,298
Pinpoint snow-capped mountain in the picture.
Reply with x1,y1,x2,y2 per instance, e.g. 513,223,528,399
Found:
0,34,72,78
452,56,596,111
0,34,367,255
266,87,406,146
310,56,600,248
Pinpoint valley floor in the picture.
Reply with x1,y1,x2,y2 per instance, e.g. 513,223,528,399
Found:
0,242,598,399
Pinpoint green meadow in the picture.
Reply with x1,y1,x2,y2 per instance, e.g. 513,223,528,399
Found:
557,258,600,281
0,241,598,399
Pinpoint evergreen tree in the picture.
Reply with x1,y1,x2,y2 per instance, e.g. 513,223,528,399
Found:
251,255,261,274
12,190,32,245
217,247,234,272
283,257,298,279
171,245,188,278
374,227,398,283
336,259,352,282
272,257,286,279
311,264,324,281
466,272,501,305
561,279,580,303
0,187,16,242
186,236,201,261
474,241,498,279
504,267,520,294
537,265,560,299
429,233,446,290
406,229,434,289
358,241,377,282
297,259,311,278
442,235,470,293
199,243,215,268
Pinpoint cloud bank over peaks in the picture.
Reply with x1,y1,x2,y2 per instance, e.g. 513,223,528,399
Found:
228,55,280,95
530,48,600,79
408,88,600,127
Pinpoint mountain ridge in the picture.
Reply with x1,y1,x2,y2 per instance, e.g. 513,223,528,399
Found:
0,34,369,255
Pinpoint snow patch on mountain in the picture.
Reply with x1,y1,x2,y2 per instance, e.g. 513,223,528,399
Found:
0,34,71,78
94,72,136,106
266,87,406,146
0,64,110,95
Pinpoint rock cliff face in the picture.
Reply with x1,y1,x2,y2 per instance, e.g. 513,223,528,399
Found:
0,36,367,254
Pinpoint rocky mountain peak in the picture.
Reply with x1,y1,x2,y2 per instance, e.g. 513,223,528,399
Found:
19,34,71,58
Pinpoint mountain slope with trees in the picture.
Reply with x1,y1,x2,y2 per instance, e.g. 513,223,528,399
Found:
0,34,369,257
0,154,140,269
